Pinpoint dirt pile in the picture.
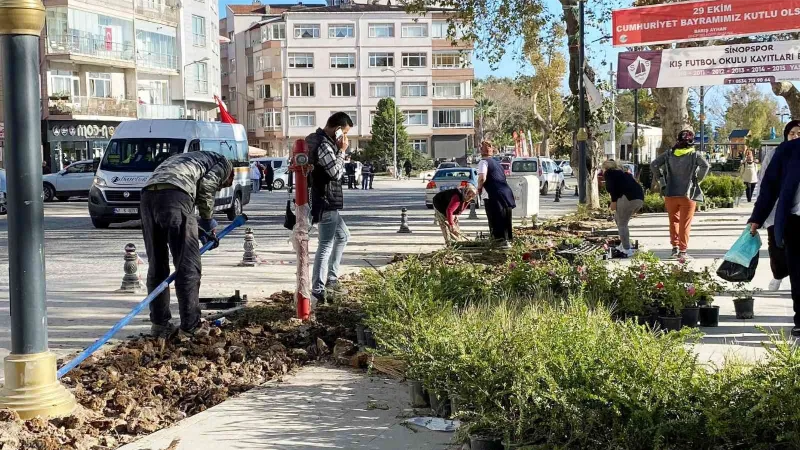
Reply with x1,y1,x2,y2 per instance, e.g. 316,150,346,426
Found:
0,293,362,450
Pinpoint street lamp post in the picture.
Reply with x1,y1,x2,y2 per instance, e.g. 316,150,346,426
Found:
183,56,210,119
0,0,75,418
382,68,412,178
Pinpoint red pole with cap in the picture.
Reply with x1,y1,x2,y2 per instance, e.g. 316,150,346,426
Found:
291,139,311,320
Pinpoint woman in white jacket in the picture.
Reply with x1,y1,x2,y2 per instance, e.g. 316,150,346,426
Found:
740,149,759,202
760,120,800,290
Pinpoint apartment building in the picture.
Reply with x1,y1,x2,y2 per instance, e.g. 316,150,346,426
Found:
0,0,224,171
221,0,474,159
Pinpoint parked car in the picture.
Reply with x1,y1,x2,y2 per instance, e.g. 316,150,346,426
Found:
0,169,6,215
252,157,290,190
436,161,460,170
43,159,97,202
509,157,565,195
555,160,574,177
425,167,481,209
500,162,512,177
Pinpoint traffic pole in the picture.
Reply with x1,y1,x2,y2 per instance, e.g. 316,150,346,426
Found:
0,0,76,418
291,139,311,320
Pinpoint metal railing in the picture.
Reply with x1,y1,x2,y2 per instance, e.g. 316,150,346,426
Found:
136,52,178,71
264,95,282,102
48,96,138,118
47,33,134,62
137,104,182,119
433,121,474,128
134,0,179,23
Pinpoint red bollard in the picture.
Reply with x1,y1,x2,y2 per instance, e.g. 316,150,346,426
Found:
291,139,311,320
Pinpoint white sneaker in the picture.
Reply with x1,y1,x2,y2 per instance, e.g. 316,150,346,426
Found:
625,248,636,258
768,279,783,291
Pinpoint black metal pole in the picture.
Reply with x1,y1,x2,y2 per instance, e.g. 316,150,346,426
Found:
633,89,639,165
577,0,587,204
2,36,48,355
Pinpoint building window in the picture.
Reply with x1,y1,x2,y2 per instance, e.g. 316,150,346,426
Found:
49,69,79,98
433,82,462,98
328,24,354,38
433,51,471,69
256,83,264,99
402,52,427,68
263,23,286,41
403,110,428,126
411,139,428,153
289,112,316,127
135,29,177,70
289,82,315,97
401,24,428,38
369,110,377,126
294,24,320,39
330,82,356,97
434,108,473,128
369,82,394,98
401,82,427,97
330,53,355,69
264,109,282,128
431,21,463,39
88,72,112,98
331,110,357,126
288,53,314,68
192,15,206,47
246,56,254,76
194,62,208,93
368,52,394,68
245,30,252,48
368,23,394,38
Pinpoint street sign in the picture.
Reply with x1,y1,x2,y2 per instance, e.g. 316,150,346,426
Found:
613,0,800,47
617,40,800,89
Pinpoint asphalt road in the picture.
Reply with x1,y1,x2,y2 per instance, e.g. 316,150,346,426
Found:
0,177,578,380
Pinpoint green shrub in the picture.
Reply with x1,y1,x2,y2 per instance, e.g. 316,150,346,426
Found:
641,192,666,213
700,174,746,199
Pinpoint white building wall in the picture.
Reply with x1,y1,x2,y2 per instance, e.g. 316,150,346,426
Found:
174,0,221,117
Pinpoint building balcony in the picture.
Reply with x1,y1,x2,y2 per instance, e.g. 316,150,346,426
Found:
432,39,473,50
262,40,282,50
263,96,282,107
432,68,474,79
48,96,138,119
137,104,183,119
136,53,178,73
432,98,474,107
433,122,474,128
135,0,179,24
261,68,282,80
47,33,135,67
263,129,284,139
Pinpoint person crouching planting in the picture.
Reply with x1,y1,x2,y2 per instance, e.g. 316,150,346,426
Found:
433,184,477,245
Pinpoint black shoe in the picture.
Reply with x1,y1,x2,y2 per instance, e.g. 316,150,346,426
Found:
792,327,800,338
670,247,680,259
312,291,326,306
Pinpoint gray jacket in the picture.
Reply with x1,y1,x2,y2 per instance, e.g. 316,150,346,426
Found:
144,151,232,219
651,149,710,198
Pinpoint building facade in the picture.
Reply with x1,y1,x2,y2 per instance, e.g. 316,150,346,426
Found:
0,0,222,170
221,0,474,159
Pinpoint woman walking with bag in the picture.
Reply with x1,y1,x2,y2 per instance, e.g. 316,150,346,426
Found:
651,130,711,259
759,120,799,291
740,149,759,202
603,160,644,258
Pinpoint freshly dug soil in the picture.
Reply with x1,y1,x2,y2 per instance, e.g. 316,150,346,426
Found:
0,292,362,450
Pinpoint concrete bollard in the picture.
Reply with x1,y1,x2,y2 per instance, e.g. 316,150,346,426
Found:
574,185,579,197
239,227,258,267
468,200,479,219
554,185,561,202
119,243,143,293
398,207,412,234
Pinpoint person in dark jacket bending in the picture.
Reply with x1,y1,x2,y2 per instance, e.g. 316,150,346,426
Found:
603,160,644,257
477,141,516,247
432,185,477,245
141,151,234,338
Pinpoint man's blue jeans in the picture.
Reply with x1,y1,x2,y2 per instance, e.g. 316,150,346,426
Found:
312,210,350,295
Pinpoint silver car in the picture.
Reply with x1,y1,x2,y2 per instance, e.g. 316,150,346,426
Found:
425,168,480,209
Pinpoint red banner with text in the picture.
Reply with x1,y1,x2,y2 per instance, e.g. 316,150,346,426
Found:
613,0,800,47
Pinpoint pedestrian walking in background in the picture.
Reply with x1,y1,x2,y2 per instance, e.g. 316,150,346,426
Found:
250,161,261,193
404,159,413,179
651,130,710,259
307,112,353,306
740,149,759,202
361,161,372,190
758,120,799,291
265,163,274,192
346,159,357,189
603,160,644,258
258,162,266,190
140,151,233,338
477,141,516,248
433,185,477,245
749,135,800,336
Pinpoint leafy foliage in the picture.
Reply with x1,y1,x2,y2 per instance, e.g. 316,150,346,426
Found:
364,98,412,170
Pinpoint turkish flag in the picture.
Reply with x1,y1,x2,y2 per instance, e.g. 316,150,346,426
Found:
104,27,113,51
214,95,236,124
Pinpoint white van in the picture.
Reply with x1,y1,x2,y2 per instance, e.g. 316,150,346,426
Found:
88,120,250,229
509,157,565,195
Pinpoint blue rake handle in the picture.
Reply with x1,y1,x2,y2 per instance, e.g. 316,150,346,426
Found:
57,215,248,379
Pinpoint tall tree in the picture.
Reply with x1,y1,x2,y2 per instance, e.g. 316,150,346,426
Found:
721,85,781,142
615,90,658,126
365,98,411,170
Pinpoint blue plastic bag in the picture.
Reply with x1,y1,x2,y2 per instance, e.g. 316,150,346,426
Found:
723,227,762,267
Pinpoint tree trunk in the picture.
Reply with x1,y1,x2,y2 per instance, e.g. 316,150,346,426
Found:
562,0,580,95
541,133,550,157
772,82,800,118
651,87,690,156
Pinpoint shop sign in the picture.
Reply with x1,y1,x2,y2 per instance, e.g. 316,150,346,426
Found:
49,122,117,141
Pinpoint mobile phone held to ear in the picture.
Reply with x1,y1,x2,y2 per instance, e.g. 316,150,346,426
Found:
335,128,344,142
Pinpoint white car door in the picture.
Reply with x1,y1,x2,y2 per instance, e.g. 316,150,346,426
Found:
58,163,93,193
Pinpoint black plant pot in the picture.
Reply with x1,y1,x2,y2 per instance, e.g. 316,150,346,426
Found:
734,297,755,319
408,380,429,408
356,324,366,348
363,329,377,348
681,307,700,328
659,316,682,332
429,391,451,418
469,436,504,450
699,305,720,327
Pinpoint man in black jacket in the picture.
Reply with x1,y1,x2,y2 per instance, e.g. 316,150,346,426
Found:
306,112,353,305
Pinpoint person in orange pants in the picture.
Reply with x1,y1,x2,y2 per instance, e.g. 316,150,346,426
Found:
651,130,710,259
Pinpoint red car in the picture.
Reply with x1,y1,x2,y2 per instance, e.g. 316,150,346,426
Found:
501,162,512,177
